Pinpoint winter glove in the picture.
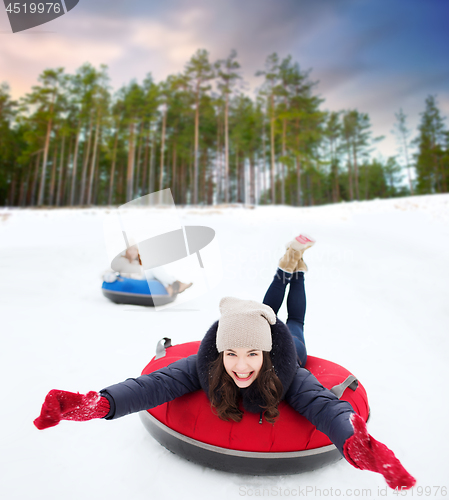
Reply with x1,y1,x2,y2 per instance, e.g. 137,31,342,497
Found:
34,390,110,430
344,413,416,490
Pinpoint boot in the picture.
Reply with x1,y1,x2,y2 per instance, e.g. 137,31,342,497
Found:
294,258,308,273
172,280,193,294
278,246,303,273
285,234,316,273
289,234,315,252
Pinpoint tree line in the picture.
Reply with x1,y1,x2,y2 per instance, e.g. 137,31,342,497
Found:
0,49,448,207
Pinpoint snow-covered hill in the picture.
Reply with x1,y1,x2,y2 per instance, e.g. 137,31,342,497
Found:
1,194,448,500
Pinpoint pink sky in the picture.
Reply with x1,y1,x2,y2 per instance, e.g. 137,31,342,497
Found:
1,0,448,162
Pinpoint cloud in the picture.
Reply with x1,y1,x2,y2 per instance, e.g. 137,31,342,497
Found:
330,70,449,113
3,31,124,65
0,15,127,98
313,64,369,95
1,0,447,162
129,13,206,66
438,96,449,116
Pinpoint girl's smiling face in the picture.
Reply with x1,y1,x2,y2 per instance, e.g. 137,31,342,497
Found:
223,347,264,388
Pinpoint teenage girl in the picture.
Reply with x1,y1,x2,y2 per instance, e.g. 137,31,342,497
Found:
35,235,415,490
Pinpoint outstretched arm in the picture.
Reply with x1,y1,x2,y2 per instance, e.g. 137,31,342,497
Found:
285,366,415,490
285,366,355,454
100,354,200,419
34,355,201,429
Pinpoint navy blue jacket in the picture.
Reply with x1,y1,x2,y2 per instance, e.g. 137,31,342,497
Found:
100,318,355,456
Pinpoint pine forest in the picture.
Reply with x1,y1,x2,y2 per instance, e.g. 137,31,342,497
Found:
1,49,448,207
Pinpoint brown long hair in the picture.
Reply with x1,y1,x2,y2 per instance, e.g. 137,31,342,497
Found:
208,351,283,424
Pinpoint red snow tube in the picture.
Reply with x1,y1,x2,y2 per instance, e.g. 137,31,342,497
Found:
139,340,369,475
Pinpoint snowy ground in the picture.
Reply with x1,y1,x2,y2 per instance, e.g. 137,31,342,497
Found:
1,194,449,500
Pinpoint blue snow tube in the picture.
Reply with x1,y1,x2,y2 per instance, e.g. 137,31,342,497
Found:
102,277,176,306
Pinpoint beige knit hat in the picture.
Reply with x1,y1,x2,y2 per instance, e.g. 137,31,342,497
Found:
216,297,277,352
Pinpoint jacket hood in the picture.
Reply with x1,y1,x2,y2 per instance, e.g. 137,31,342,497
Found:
196,316,298,414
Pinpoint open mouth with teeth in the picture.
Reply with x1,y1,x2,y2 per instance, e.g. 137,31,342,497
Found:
233,372,254,381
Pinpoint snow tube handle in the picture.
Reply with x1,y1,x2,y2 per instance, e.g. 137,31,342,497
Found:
330,375,358,399
155,337,172,360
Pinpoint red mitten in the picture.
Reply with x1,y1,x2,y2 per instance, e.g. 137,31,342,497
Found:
344,413,416,490
34,390,110,430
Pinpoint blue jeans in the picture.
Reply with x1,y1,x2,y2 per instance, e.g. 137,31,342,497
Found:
262,269,307,366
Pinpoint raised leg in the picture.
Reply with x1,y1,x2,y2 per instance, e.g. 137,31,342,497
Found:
286,272,307,366
263,269,308,366
262,268,291,315
263,234,315,366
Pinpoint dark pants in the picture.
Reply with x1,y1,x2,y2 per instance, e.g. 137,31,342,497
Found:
262,269,307,366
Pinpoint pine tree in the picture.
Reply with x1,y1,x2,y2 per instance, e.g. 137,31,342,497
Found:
393,108,414,195
70,63,103,205
216,49,242,204
184,49,214,204
324,112,342,202
342,110,376,200
19,68,67,206
383,156,403,197
122,81,146,202
414,95,447,194
256,53,281,204
0,83,18,204
86,66,111,205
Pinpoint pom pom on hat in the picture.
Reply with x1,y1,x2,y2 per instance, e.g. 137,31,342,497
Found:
216,297,276,352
